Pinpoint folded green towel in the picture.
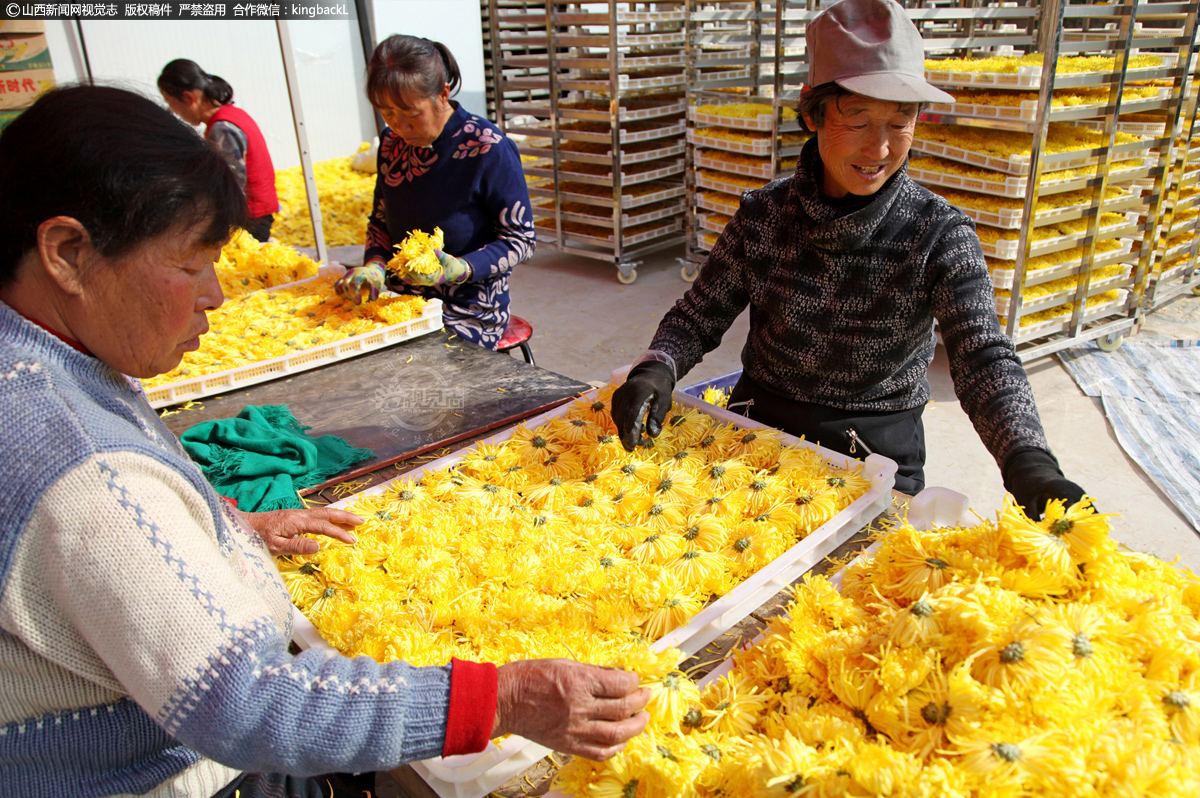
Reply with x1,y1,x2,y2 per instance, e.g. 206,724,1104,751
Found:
180,404,373,512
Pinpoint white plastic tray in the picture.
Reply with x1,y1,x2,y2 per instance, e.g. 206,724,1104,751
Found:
925,54,1173,90
911,137,1152,176
694,151,778,180
949,187,1139,230
696,192,740,215
910,159,1150,199
688,128,773,156
994,265,1131,316
688,107,801,132
930,86,1170,124
979,212,1138,260
1011,291,1129,341
292,390,897,798
695,170,766,197
698,211,731,234
141,271,443,408
988,238,1134,290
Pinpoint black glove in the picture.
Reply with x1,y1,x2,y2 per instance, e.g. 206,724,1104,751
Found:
612,361,676,452
1002,449,1087,521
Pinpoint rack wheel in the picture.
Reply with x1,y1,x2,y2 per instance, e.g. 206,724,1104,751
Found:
1096,333,1123,353
681,263,700,282
1192,284,1200,297
617,268,638,285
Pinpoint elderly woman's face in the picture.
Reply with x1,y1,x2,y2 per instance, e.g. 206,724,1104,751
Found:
78,224,224,378
804,95,918,199
376,84,452,149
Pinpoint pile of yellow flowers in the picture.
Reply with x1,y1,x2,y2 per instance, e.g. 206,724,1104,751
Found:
700,386,731,408
695,103,799,121
142,276,426,389
926,53,1164,75
278,387,874,666
558,497,1200,797
214,229,318,299
273,147,376,248
914,123,1142,163
1016,289,1123,328
386,227,443,277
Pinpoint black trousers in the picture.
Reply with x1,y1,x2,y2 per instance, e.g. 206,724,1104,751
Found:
213,771,377,798
727,375,927,494
244,214,275,243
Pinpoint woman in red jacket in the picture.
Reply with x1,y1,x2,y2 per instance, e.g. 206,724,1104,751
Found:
158,59,280,242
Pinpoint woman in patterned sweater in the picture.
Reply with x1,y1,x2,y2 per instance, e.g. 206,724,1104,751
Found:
614,0,1085,517
335,35,536,348
0,86,647,798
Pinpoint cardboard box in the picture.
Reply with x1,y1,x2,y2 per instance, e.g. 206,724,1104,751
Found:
0,108,21,132
0,69,55,110
0,21,45,34
0,33,52,72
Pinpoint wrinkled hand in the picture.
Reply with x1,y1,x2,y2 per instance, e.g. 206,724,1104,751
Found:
493,659,650,761
244,507,364,556
334,261,388,304
611,361,676,452
1002,449,1087,521
402,249,471,287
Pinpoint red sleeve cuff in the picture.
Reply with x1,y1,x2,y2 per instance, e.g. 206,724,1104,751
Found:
443,658,498,757
221,496,239,509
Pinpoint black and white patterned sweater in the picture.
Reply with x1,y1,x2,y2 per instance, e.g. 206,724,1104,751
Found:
651,137,1050,469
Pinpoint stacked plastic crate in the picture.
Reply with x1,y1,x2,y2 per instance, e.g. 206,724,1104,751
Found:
682,1,812,279
912,1,1195,360
491,1,689,284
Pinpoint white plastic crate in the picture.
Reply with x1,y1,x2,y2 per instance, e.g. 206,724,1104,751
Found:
988,238,1134,290
1010,290,1129,342
688,106,800,132
688,128,773,156
911,159,1151,199
911,137,1152,176
693,150,778,180
994,265,1131,316
979,212,1139,260
140,272,443,408
292,390,897,798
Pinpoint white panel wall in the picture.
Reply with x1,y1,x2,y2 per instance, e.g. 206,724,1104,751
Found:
35,9,493,170
35,4,488,166
371,0,487,118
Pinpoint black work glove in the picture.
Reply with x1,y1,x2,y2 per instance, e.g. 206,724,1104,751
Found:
612,361,676,452
1002,449,1087,521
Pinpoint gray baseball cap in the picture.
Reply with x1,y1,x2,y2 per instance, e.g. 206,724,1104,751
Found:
806,0,955,104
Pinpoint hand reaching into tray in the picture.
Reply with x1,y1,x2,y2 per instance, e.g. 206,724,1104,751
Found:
493,659,651,760
244,507,363,556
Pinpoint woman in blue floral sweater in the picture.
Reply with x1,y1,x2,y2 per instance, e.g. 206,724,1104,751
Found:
336,35,535,348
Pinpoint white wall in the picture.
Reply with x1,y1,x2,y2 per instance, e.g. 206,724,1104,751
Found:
371,0,487,117
35,2,489,170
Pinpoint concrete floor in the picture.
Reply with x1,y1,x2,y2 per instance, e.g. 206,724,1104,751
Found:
505,243,1200,572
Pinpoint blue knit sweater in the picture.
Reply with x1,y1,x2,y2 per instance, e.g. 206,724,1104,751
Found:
0,301,455,796
365,103,536,348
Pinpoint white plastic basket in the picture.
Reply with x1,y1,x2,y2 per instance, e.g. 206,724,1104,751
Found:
140,271,443,408
292,389,897,798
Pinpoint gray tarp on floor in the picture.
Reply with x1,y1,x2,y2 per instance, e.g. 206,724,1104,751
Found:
1058,340,1200,533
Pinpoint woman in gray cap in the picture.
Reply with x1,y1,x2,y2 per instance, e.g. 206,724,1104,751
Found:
613,0,1085,518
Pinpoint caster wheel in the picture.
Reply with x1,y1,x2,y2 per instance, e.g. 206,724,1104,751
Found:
681,264,700,282
1096,333,1123,352
617,268,638,285
1191,284,1200,297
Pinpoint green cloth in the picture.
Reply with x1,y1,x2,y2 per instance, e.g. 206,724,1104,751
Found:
180,404,374,512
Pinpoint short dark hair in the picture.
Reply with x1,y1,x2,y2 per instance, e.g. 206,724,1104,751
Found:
0,85,245,286
157,58,234,106
366,35,461,110
798,83,925,131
